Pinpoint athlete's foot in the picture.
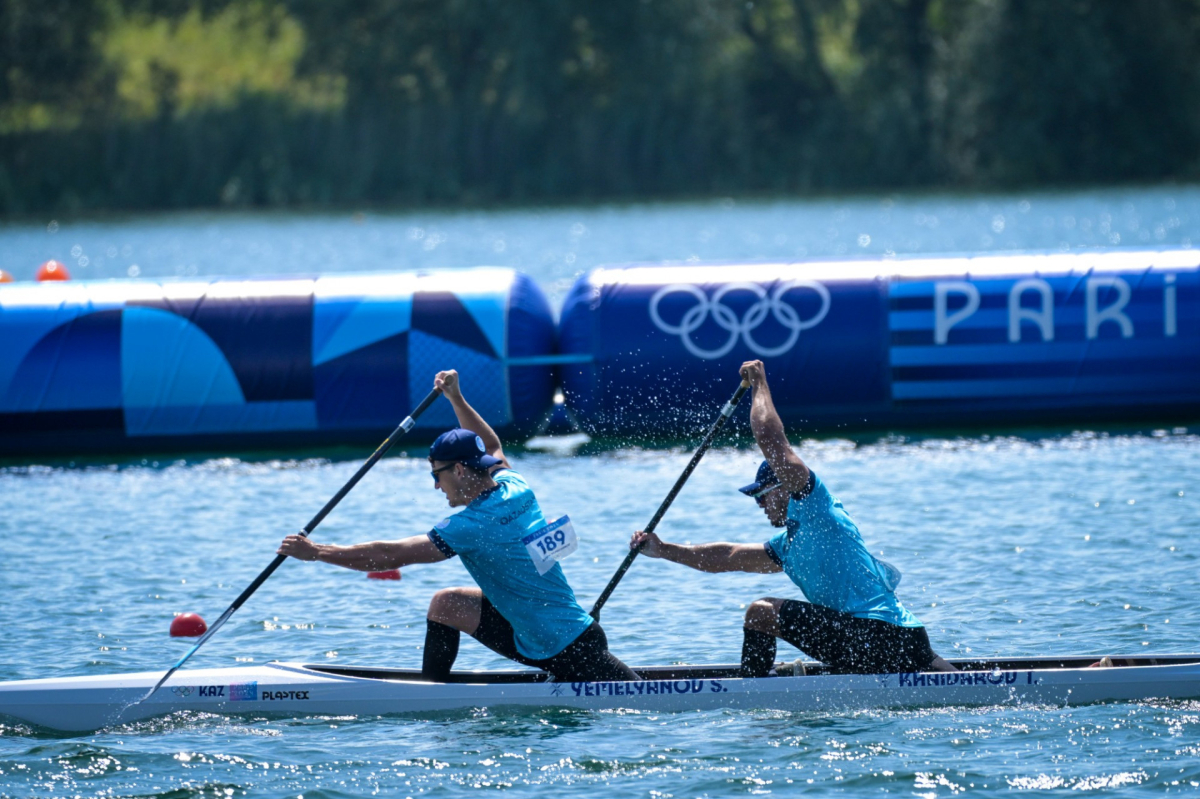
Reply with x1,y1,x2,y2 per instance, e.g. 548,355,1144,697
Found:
771,658,807,677
930,656,957,672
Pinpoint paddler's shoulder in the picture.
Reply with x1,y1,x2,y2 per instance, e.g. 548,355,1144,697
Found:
787,470,818,503
467,468,525,508
489,467,528,488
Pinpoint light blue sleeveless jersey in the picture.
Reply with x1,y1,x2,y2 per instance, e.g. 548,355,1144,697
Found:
427,469,594,660
765,471,922,627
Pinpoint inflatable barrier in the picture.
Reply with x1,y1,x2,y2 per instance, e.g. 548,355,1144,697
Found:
0,269,555,456
559,251,1200,437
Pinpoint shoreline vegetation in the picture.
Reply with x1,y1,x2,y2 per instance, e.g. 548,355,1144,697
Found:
4,0,1200,215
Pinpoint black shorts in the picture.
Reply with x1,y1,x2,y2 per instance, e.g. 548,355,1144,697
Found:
472,597,639,682
778,599,936,674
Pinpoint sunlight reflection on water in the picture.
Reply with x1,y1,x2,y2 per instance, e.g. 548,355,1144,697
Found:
2,188,1200,797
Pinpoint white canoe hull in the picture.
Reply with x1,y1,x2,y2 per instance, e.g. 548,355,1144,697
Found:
3,655,1199,733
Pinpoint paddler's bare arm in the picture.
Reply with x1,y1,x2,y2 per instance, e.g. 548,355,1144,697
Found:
740,360,810,494
277,534,447,571
630,530,782,574
435,369,511,470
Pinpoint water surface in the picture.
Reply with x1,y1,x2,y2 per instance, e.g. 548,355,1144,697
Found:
4,186,1197,308
2,432,1197,797
2,188,1199,797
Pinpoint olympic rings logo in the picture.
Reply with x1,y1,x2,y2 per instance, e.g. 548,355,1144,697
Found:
648,280,831,359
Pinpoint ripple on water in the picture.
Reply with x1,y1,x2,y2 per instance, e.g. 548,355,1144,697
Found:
1,430,1198,797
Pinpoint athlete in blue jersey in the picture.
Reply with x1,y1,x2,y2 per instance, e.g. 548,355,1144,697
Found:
632,360,956,676
280,370,637,683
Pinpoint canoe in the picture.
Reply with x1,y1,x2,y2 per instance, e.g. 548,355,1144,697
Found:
2,654,1198,733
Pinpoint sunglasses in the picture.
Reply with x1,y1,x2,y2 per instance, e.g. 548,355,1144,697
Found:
430,463,458,484
752,482,783,503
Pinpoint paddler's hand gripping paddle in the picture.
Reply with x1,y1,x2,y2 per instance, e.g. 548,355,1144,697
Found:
134,387,444,706
590,379,751,620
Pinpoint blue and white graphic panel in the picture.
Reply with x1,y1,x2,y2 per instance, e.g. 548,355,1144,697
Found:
559,251,1200,436
123,278,317,436
0,269,555,457
888,251,1200,408
0,281,131,416
558,263,890,436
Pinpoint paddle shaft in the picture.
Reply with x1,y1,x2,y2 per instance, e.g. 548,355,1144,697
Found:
590,380,750,619
137,387,443,704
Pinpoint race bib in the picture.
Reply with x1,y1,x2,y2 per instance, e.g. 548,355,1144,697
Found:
522,516,578,575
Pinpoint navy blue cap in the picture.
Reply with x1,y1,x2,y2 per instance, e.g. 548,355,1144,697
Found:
429,428,502,470
738,460,781,498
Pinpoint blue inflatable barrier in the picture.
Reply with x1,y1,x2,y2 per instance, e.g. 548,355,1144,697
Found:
558,251,1200,437
0,269,555,456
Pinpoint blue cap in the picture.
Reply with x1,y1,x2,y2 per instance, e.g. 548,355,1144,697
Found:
429,428,502,470
738,460,780,497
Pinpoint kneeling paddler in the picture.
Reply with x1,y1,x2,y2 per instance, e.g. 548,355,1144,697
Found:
631,360,956,677
280,369,638,683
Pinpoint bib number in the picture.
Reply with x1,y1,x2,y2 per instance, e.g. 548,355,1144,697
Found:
522,516,578,575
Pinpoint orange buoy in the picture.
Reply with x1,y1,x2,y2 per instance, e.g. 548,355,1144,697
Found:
367,569,402,580
169,612,209,637
0,269,12,283
36,260,71,281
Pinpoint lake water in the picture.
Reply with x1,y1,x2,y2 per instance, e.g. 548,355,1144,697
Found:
1,187,1199,798
4,185,1197,307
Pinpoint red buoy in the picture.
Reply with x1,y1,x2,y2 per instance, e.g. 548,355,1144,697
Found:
36,260,71,281
170,612,208,637
367,569,402,580
0,269,13,283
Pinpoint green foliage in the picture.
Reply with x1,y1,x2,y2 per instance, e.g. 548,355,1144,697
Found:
0,0,109,132
2,0,1200,213
100,1,343,118
945,0,1200,185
